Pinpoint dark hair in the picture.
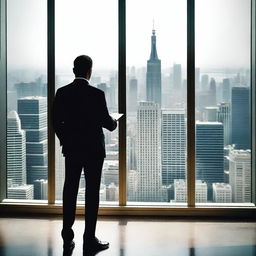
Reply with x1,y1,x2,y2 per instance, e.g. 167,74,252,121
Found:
73,55,93,76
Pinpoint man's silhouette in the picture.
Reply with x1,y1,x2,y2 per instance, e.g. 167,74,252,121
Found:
53,55,117,254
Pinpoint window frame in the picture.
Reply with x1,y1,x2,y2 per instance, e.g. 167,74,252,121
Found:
0,0,255,217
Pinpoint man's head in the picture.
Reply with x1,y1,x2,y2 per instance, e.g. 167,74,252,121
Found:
73,55,93,79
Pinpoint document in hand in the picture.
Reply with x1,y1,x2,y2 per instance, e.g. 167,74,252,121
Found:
110,113,123,120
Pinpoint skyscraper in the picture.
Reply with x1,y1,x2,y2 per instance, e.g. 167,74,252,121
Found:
222,78,230,102
201,74,209,91
196,121,224,200
7,111,26,187
128,78,138,112
173,64,182,90
18,97,48,191
229,149,251,203
209,78,217,106
231,87,250,150
217,103,231,146
146,29,161,106
137,102,163,201
195,68,200,91
161,109,186,185
204,107,218,122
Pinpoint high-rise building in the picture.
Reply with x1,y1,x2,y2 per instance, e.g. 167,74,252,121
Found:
217,103,231,146
229,149,251,203
97,83,110,104
127,169,139,201
173,64,182,90
196,122,224,200
136,102,163,201
212,183,232,203
201,74,209,91
222,78,230,102
231,87,250,150
128,78,138,112
174,179,207,203
204,106,218,122
146,29,161,106
7,111,26,187
15,77,47,98
18,97,48,191
33,179,48,200
7,185,34,200
209,78,217,106
161,109,186,185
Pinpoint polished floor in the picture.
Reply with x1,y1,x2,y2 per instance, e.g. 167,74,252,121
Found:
0,216,255,256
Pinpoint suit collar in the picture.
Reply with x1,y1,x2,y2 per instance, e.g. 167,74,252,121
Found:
74,77,89,82
73,77,89,85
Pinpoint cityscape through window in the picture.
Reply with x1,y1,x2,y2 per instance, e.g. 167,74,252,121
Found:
5,0,253,205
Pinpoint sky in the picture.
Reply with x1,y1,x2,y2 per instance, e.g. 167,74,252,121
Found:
7,0,251,71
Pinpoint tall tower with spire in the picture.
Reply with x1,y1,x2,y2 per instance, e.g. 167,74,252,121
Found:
146,27,162,106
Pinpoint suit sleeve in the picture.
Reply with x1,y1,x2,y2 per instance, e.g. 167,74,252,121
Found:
100,91,117,131
52,89,65,145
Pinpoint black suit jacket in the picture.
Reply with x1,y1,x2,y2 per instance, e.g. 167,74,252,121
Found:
52,79,117,158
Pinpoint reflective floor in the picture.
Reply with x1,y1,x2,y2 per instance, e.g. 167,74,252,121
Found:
0,216,255,256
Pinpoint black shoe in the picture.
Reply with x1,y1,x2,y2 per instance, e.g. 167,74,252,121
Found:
83,237,109,253
63,240,75,256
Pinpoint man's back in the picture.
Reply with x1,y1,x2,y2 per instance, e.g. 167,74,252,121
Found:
53,79,116,157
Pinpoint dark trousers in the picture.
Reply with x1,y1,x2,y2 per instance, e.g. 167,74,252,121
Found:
61,154,104,242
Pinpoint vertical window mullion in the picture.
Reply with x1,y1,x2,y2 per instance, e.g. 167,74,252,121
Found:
251,0,256,205
47,0,55,204
118,0,127,206
187,0,195,207
0,0,7,202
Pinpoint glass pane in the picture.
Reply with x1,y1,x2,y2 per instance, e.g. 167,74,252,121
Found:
195,0,251,204
6,0,47,200
127,0,187,204
55,0,118,204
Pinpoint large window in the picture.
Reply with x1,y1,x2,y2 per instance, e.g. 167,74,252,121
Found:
6,0,47,201
55,0,118,204
195,0,251,204
0,0,255,213
126,0,187,204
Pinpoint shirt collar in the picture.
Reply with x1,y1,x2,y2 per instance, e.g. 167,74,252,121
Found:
74,77,89,83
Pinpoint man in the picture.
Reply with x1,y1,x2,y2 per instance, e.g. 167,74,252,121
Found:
53,55,117,254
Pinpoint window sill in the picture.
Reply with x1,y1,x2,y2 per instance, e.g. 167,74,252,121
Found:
0,201,255,218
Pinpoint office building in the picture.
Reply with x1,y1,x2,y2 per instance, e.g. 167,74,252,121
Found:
209,78,217,106
196,122,224,200
229,149,251,203
18,97,48,189
217,103,231,146
201,74,209,91
174,179,207,203
7,111,26,187
161,109,186,185
204,106,218,122
128,78,138,112
33,179,48,200
222,78,231,102
7,185,34,200
136,102,163,201
212,183,232,203
231,87,250,150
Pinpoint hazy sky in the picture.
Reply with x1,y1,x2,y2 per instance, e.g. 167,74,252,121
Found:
7,0,250,71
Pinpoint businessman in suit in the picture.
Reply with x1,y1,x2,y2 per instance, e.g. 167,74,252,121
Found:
53,55,117,254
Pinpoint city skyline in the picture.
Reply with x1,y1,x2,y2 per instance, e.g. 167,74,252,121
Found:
6,16,252,204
